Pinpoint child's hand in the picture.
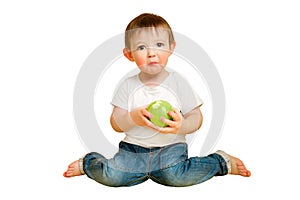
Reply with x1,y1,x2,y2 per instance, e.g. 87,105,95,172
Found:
130,106,153,127
153,108,183,134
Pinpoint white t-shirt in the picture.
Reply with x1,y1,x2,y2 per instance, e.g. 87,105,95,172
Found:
111,71,203,147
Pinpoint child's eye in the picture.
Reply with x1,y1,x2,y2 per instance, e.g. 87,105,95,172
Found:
137,45,146,51
156,43,164,48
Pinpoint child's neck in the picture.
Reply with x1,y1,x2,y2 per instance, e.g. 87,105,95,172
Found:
139,70,169,87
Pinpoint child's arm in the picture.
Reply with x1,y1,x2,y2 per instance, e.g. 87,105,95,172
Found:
157,106,203,134
110,106,153,132
110,106,131,132
179,107,203,134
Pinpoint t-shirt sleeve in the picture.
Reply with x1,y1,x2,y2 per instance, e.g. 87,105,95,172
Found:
174,72,203,115
111,79,129,110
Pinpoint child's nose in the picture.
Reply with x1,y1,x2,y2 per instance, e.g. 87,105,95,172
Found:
147,48,156,58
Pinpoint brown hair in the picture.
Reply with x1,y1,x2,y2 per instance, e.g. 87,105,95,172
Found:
125,13,175,49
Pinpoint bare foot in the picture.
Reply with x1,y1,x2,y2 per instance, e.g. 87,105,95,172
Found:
63,160,83,178
228,155,251,177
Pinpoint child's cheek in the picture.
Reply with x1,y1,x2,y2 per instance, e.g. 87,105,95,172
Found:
159,54,169,66
135,57,147,67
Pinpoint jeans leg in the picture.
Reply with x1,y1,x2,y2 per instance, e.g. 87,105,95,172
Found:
83,152,148,187
150,153,228,187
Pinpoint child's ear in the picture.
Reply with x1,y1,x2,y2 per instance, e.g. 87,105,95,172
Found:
123,48,134,62
170,41,176,53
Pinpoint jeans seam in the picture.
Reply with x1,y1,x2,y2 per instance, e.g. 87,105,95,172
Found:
126,175,149,186
160,158,186,170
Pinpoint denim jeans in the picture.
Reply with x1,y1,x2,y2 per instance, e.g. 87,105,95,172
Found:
83,141,228,187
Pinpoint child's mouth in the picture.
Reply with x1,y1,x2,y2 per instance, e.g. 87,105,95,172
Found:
149,62,159,65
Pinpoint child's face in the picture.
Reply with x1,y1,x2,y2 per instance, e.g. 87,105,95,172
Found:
124,28,175,76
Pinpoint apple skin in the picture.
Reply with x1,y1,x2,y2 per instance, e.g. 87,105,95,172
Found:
147,100,174,127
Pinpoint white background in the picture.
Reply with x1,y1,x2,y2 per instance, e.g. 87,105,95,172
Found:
1,0,299,199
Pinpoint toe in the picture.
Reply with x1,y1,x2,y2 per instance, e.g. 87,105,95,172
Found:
63,171,70,178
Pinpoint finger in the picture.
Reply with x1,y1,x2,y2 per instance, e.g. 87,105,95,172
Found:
142,108,153,118
149,124,162,132
142,116,160,129
145,120,162,132
158,126,176,134
141,115,152,125
160,117,176,127
167,108,181,121
141,116,166,132
167,111,177,121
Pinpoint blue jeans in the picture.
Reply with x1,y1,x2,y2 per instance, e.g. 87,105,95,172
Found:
83,141,228,187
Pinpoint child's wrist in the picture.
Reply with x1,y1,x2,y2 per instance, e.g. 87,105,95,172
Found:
128,112,137,127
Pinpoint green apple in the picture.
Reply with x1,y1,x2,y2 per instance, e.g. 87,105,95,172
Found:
147,100,174,127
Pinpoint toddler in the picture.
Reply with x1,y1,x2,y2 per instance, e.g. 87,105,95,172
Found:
63,13,251,187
